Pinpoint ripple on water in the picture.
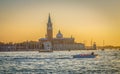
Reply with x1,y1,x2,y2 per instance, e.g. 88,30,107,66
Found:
0,50,120,74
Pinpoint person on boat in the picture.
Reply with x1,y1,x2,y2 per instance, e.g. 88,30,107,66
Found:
91,52,94,55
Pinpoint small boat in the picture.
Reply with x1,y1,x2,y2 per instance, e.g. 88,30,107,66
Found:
101,48,104,51
39,50,53,52
73,52,98,58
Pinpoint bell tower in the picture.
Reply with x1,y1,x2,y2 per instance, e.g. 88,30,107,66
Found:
47,13,53,41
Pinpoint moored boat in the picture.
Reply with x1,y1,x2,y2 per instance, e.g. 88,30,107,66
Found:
39,50,53,52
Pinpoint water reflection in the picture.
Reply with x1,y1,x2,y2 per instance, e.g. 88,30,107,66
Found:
0,50,120,74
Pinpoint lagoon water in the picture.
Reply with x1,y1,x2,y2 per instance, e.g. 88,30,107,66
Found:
0,50,120,74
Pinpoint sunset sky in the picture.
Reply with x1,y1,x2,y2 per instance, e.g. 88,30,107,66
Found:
0,0,120,46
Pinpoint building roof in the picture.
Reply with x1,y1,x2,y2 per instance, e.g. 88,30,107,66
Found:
56,30,63,38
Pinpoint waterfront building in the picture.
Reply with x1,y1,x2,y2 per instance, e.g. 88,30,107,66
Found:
39,14,85,50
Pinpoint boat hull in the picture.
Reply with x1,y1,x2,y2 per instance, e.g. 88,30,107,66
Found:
73,54,96,58
39,50,53,52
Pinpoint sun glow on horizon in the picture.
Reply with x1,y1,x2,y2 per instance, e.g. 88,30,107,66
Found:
0,0,120,46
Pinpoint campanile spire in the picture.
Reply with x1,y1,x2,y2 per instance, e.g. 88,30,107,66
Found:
48,13,51,23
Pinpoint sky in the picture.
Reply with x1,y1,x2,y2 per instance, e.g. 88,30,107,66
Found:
0,0,120,46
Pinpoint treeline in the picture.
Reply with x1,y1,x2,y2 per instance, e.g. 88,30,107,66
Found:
0,41,42,51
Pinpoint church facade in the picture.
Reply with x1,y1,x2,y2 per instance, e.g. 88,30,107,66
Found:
39,14,85,50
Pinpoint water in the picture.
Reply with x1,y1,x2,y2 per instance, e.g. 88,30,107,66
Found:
0,50,120,74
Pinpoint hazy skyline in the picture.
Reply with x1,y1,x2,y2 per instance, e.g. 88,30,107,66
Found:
0,0,120,46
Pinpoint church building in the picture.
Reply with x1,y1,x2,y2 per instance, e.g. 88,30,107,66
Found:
39,14,85,50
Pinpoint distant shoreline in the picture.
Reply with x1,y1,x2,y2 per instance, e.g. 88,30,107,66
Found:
0,48,119,52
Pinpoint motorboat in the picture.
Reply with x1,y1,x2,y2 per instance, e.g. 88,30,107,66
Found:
73,52,98,58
